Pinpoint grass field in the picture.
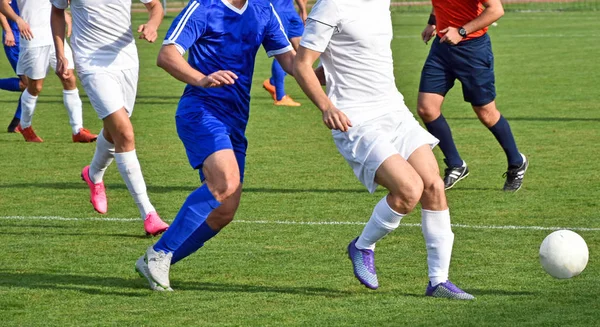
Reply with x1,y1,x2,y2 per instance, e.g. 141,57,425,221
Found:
0,10,599,326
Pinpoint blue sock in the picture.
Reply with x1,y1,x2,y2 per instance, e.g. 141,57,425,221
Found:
171,221,219,265
489,115,522,168
153,184,220,254
14,95,22,119
424,114,463,168
271,60,286,101
0,77,21,92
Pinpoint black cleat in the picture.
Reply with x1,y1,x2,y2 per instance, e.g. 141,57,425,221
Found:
443,159,469,190
7,117,20,133
503,154,528,192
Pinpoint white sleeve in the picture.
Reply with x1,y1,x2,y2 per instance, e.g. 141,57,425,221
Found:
299,19,335,53
139,0,153,4
50,0,69,9
306,0,340,27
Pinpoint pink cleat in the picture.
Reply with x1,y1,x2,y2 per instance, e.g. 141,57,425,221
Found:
144,212,169,236
81,165,108,214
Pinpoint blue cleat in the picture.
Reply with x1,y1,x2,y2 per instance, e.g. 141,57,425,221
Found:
347,238,379,289
425,280,475,300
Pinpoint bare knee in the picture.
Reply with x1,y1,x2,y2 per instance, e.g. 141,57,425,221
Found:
210,177,240,203
61,73,77,90
473,102,500,128
111,128,135,151
422,178,445,202
417,93,443,123
388,179,424,214
27,82,43,96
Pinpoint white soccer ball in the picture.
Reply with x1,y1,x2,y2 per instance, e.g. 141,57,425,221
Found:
539,230,589,279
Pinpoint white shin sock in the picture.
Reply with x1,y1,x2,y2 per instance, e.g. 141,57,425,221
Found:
355,196,405,250
421,209,454,286
114,150,155,220
63,88,83,134
20,89,38,129
89,130,115,184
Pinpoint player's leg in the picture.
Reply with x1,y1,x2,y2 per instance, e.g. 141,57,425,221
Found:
5,32,24,133
52,43,97,142
19,78,44,142
456,34,527,191
417,40,467,189
0,36,22,93
406,144,474,300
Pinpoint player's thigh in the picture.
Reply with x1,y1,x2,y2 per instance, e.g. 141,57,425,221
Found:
16,45,52,80
374,153,423,199
452,34,496,106
419,37,455,97
79,71,128,119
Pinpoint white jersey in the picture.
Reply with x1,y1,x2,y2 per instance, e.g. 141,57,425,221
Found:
300,0,406,123
50,0,152,73
16,0,53,47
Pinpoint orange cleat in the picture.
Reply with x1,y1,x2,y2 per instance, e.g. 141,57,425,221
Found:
274,95,301,107
14,125,22,134
262,79,277,100
72,128,98,143
20,126,43,142
144,212,169,236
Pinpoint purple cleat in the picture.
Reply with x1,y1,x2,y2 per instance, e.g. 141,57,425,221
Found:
347,238,379,290
425,280,475,300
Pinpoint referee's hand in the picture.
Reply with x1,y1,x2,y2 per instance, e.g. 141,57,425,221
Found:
422,24,436,44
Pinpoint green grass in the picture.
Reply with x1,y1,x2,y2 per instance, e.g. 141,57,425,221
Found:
0,11,599,326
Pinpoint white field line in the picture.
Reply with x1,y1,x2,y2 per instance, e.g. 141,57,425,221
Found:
1,216,600,232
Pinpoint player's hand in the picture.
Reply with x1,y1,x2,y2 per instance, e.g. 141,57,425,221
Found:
4,30,15,47
55,56,72,80
300,11,308,24
65,11,73,37
199,70,238,88
439,27,462,45
322,107,352,132
138,23,158,43
421,24,436,44
16,18,33,41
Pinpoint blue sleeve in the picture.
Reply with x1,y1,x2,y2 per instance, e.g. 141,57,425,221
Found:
262,4,293,58
162,0,206,55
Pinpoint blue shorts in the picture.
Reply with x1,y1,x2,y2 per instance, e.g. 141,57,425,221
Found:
175,109,247,183
419,33,496,107
280,11,304,39
2,30,19,73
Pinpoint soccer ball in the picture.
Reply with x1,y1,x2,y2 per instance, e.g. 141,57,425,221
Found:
539,230,589,279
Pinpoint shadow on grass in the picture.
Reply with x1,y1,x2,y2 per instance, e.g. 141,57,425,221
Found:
466,288,536,296
0,271,352,298
446,116,600,122
0,182,366,194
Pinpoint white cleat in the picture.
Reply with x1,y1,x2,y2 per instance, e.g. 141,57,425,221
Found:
144,246,173,291
135,255,173,291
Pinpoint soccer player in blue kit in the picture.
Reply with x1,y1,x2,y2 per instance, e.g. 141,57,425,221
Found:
261,0,306,107
0,2,25,133
135,0,296,291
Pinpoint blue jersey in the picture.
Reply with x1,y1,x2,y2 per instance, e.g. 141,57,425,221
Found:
269,0,296,14
164,0,292,130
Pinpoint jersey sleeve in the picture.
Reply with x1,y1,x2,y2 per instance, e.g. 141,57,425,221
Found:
299,0,340,53
50,0,69,9
139,0,153,3
262,4,293,58
305,0,340,27
162,1,206,55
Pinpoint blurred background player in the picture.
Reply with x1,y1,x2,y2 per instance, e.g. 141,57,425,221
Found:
0,0,97,143
0,8,26,133
418,0,528,191
262,0,306,107
50,0,168,235
294,0,474,300
135,0,295,291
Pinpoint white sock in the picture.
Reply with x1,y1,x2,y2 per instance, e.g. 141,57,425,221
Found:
421,209,454,286
89,130,115,183
20,89,38,129
114,150,156,220
355,196,405,250
63,88,83,134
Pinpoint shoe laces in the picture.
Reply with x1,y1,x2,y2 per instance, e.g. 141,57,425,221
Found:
360,249,376,273
92,183,105,196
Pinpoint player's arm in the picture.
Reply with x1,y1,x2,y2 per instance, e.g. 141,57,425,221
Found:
0,0,32,40
294,0,308,23
0,13,15,46
157,45,237,88
273,50,296,76
440,0,504,44
138,0,164,43
50,4,71,80
422,8,436,44
294,46,351,132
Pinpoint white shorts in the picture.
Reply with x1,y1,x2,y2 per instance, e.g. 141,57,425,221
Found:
16,42,75,80
333,106,439,193
79,68,139,119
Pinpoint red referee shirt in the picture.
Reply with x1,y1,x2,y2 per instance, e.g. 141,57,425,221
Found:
433,0,487,40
